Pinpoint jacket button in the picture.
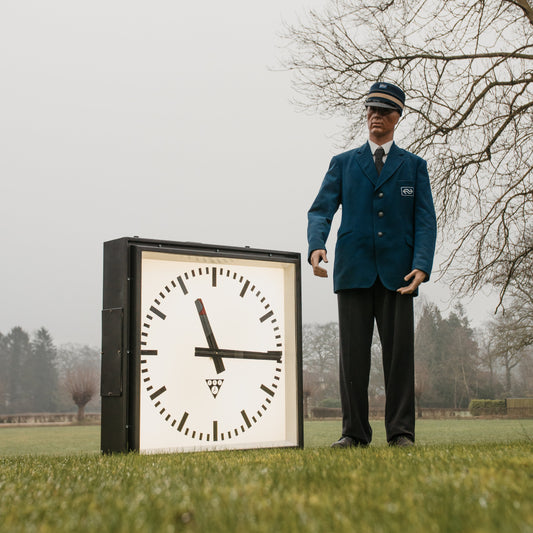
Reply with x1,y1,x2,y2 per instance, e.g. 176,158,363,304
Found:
378,192,384,198
378,211,384,217
377,232,384,237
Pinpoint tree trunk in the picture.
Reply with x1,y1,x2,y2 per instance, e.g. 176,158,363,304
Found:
77,404,85,422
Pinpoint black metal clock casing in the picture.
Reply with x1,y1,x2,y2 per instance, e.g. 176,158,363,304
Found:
101,237,303,454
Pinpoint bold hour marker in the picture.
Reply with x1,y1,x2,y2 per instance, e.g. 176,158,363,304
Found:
177,276,188,294
240,280,250,297
150,306,166,320
178,412,189,432
260,310,274,323
213,421,218,441
212,267,217,287
261,384,275,397
150,386,167,400
241,410,252,428
141,349,158,356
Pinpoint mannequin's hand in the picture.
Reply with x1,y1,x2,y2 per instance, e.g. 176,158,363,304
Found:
310,249,328,278
397,269,427,295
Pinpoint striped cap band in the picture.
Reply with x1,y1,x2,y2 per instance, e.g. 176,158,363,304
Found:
366,92,405,109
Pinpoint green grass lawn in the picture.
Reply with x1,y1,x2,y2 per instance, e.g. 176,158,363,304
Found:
1,418,532,455
1,420,532,532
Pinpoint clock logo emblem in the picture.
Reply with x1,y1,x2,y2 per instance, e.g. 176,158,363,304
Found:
138,258,288,452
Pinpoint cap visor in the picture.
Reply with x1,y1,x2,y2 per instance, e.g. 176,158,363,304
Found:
365,100,398,110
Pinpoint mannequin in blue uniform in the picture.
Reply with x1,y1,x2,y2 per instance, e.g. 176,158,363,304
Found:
307,82,437,447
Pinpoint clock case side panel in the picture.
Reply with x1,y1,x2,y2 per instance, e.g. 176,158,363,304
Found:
101,238,138,453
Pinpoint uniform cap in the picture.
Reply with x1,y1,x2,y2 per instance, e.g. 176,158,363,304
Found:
365,82,405,114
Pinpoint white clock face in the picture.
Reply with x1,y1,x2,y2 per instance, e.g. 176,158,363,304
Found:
138,251,299,453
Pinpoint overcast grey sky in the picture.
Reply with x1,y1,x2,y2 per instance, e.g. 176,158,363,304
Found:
0,1,498,347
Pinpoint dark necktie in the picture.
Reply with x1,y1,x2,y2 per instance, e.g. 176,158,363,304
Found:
374,147,385,175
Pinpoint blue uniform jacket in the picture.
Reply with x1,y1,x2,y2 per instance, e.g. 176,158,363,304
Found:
307,142,437,294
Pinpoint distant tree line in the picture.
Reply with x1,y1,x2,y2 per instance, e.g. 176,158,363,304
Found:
303,300,533,413
0,327,100,416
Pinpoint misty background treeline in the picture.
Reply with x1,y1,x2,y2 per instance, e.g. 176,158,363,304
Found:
1,298,532,416
0,327,100,416
304,301,533,413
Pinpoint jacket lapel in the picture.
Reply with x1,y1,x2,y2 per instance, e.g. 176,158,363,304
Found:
353,142,378,185
375,142,404,189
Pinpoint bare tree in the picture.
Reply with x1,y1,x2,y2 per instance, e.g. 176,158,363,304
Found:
302,322,340,403
489,310,531,394
282,0,533,301
65,366,99,421
302,369,322,417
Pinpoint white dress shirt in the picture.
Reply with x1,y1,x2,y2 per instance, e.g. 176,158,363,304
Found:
368,139,393,165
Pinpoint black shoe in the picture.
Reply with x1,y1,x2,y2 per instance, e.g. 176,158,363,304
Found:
389,435,414,447
331,436,368,449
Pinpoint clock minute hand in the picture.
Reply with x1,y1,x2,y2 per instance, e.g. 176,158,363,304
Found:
194,298,225,374
195,347,282,363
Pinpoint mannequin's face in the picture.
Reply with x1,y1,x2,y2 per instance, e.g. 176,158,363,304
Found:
366,106,400,143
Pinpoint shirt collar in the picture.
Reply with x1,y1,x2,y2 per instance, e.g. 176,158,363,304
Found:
368,139,394,155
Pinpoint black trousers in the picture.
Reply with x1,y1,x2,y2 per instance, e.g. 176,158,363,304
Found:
337,279,415,444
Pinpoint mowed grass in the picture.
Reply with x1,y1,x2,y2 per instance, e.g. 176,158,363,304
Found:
1,420,532,532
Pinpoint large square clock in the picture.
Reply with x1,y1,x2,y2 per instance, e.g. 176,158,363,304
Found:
101,237,303,454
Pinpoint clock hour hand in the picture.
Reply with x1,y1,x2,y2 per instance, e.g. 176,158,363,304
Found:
194,347,282,363
194,298,225,374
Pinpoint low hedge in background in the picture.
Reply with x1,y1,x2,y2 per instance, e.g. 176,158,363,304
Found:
311,406,342,418
469,399,507,416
